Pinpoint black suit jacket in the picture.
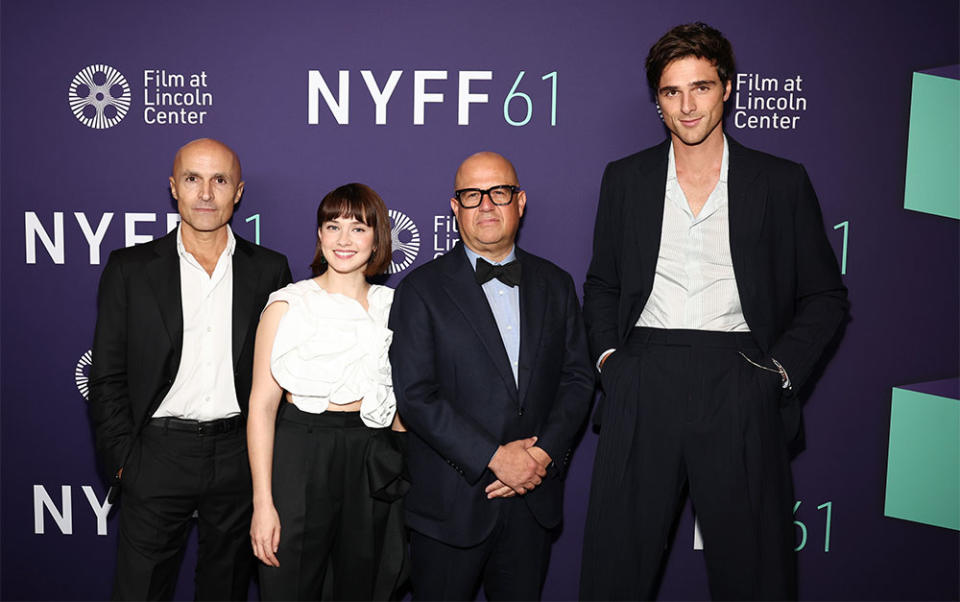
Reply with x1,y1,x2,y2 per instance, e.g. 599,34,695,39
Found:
389,242,594,547
88,230,291,486
583,137,848,438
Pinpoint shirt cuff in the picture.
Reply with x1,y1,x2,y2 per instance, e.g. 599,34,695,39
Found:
597,348,616,372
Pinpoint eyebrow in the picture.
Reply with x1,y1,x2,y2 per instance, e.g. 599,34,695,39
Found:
659,79,717,93
181,171,230,180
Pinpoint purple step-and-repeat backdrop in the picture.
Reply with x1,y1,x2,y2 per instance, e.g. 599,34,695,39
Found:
2,1,958,600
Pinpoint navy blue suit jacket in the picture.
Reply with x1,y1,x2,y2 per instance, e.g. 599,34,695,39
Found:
389,242,594,547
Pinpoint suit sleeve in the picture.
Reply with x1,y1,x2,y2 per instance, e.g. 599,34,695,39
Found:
389,278,500,485
275,256,293,290
533,273,595,474
88,251,134,484
583,162,625,363
769,166,848,390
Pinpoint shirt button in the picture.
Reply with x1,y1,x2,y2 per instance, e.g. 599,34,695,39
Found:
506,325,513,331
498,290,504,296
206,326,212,333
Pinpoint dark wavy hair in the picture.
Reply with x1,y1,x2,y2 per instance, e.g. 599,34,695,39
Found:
309,183,392,277
645,22,736,92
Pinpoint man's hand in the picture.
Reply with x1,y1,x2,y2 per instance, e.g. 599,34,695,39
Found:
485,479,517,499
487,436,546,496
526,445,551,470
486,445,553,499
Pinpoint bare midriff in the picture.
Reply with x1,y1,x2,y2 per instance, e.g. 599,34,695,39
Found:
285,393,362,412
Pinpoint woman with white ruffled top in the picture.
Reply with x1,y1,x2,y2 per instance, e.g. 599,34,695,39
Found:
248,183,407,601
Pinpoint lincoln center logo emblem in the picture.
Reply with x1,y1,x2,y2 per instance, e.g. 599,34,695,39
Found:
75,349,92,400
388,209,420,274
68,64,131,129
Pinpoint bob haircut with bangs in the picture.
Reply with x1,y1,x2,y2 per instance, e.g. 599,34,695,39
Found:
310,183,392,277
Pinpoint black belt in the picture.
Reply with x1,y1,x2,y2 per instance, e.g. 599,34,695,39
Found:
148,415,243,435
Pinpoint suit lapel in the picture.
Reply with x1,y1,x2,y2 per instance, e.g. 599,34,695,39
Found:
726,136,766,291
145,232,183,354
628,139,670,340
517,249,544,406
231,237,261,367
440,244,518,399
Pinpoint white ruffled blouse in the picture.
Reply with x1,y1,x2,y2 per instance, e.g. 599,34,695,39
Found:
266,279,395,428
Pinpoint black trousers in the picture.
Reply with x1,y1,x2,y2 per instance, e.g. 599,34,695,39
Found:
580,328,797,601
409,498,553,602
113,419,253,601
259,405,407,601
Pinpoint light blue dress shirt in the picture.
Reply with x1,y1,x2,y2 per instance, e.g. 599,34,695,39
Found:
464,246,521,385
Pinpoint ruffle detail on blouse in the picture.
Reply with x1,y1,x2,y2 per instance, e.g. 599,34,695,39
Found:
268,281,395,428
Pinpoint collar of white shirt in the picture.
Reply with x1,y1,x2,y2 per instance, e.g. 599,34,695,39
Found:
463,244,518,271
176,223,236,274
666,134,730,222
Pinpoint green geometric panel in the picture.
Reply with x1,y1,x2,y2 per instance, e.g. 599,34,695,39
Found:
885,385,960,530
904,71,960,220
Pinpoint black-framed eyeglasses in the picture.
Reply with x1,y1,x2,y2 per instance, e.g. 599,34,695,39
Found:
454,185,520,208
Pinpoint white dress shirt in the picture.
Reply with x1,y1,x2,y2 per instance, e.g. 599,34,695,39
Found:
636,136,749,331
152,225,240,421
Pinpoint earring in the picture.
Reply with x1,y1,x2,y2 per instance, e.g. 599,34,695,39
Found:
656,103,664,121
320,254,327,264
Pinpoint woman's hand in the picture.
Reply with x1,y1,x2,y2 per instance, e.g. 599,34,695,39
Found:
390,412,407,432
250,504,282,567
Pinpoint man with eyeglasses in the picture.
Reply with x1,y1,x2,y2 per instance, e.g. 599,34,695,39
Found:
580,23,848,600
389,151,594,600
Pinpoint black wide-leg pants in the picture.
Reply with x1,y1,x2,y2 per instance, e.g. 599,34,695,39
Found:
580,328,797,601
259,405,407,602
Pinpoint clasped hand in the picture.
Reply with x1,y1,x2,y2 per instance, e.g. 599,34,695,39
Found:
485,436,550,499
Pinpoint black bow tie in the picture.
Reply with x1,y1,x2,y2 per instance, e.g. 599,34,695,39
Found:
475,258,521,287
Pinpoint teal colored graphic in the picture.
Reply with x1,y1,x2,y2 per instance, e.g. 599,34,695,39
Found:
832,221,849,274
903,69,960,220
884,380,960,531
